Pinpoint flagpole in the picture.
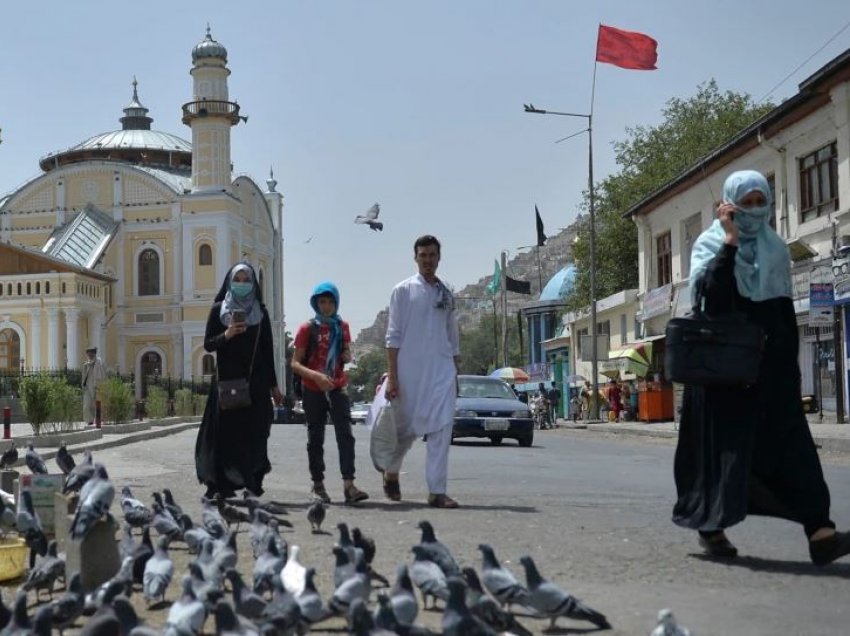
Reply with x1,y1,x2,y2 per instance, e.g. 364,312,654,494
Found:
587,55,600,419
535,245,543,291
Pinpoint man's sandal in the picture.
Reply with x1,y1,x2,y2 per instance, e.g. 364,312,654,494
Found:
427,494,459,509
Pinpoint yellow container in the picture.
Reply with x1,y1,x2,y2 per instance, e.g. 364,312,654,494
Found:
0,536,28,582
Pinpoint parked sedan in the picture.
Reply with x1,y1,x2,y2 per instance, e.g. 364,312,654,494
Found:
453,375,534,446
350,402,370,424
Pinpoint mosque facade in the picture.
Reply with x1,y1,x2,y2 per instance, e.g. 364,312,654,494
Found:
0,30,285,394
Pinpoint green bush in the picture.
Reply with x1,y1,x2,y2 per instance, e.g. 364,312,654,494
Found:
20,374,55,436
174,388,193,416
193,393,207,416
49,381,82,430
100,377,135,424
145,386,168,419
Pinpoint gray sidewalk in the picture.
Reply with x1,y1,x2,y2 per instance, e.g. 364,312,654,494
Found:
558,416,850,453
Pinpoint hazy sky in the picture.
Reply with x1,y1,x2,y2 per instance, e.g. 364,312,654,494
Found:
1,1,849,336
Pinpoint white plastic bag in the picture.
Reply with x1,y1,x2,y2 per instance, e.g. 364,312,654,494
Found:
370,401,399,472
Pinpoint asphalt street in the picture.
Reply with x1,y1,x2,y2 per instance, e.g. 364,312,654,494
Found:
32,424,850,635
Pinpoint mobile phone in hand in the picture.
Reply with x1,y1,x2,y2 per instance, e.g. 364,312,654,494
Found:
232,309,246,324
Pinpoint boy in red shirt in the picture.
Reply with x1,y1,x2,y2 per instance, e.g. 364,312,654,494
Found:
292,281,369,504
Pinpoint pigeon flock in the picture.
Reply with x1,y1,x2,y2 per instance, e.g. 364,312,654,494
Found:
0,443,692,635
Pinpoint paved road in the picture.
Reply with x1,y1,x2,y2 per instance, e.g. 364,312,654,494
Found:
39,424,850,634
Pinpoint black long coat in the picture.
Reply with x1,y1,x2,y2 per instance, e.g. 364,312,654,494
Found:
194,302,278,497
673,244,832,535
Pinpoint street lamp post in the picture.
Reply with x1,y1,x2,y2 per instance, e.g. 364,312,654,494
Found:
524,104,600,418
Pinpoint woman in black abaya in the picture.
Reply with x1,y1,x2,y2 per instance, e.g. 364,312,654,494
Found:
195,263,282,498
674,170,850,566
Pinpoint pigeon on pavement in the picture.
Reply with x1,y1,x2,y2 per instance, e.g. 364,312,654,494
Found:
477,544,529,609
390,563,418,627
253,534,284,595
112,595,158,636
151,502,183,541
306,500,325,533
281,545,307,596
650,608,692,636
201,498,228,538
462,566,532,636
161,488,184,520
25,443,48,474
22,540,65,600
165,575,207,636
417,520,460,577
409,545,450,609
17,489,48,561
225,569,266,620
121,486,153,529
329,559,370,617
0,442,17,469
519,555,611,630
354,203,384,232
143,537,174,605
48,572,85,634
62,450,94,494
442,577,497,636
70,464,115,540
55,444,76,475
132,526,154,584
332,546,356,589
213,599,259,636
295,567,330,625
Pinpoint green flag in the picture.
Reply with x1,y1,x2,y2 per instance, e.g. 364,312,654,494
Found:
486,260,501,295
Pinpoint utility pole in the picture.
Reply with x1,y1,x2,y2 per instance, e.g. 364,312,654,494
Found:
501,250,508,367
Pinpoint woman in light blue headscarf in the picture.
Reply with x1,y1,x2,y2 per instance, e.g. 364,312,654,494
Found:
673,170,850,566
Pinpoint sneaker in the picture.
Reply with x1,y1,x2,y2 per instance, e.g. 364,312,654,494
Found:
343,483,369,504
427,493,460,509
310,482,331,504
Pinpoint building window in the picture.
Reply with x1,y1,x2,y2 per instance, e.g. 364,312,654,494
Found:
198,243,213,266
576,327,588,358
656,232,672,287
202,353,216,376
799,141,838,222
620,313,627,345
45,282,50,295
138,249,160,296
681,214,703,279
597,320,611,352
0,329,20,373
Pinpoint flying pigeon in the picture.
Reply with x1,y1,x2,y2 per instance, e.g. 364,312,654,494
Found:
354,203,383,231
518,555,611,630
25,444,48,474
651,608,692,636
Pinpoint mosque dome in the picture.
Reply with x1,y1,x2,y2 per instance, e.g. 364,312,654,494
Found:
539,264,577,302
39,80,192,173
192,27,228,63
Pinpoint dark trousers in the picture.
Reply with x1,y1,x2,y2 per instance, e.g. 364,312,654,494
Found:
302,387,356,482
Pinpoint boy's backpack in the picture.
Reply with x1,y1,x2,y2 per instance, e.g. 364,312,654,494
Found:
292,321,319,400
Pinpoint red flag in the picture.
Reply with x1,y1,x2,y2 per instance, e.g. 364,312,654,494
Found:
596,24,658,70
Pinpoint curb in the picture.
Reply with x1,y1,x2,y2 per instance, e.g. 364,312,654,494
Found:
4,421,200,467
586,423,680,439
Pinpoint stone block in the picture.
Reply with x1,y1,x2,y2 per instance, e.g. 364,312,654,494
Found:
17,474,64,535
62,516,120,593
0,470,19,495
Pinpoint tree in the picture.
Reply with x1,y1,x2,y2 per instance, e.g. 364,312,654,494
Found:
568,80,775,309
458,313,524,374
347,349,387,402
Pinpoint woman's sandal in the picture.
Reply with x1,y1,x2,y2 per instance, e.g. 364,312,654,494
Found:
698,532,738,558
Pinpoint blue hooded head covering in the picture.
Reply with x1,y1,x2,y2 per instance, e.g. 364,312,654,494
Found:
689,170,791,306
310,281,343,376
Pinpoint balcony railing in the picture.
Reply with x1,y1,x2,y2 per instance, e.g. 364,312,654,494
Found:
181,100,241,125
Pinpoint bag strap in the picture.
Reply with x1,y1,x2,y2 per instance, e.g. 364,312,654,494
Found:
247,323,262,379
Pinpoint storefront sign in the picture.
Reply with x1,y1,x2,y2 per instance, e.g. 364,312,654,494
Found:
809,283,835,326
641,284,672,320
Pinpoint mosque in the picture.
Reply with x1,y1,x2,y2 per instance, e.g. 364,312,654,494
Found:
0,29,284,394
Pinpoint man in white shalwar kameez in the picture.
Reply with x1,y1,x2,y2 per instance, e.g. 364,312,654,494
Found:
385,235,461,508
82,346,106,426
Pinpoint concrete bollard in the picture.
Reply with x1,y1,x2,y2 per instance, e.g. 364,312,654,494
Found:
61,510,121,592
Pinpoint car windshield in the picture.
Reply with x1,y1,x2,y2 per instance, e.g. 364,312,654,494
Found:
458,378,516,400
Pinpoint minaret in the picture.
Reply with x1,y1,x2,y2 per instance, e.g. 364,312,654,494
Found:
182,26,243,193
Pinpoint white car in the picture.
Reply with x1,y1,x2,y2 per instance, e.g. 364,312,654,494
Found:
350,402,370,424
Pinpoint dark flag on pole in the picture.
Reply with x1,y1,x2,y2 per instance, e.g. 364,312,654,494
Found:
535,205,547,247
505,275,532,295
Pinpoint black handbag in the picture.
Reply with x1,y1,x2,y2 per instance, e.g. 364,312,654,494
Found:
217,326,261,411
664,292,765,386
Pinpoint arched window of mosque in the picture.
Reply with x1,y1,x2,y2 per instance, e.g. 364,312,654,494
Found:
138,249,160,296
16,284,21,296
202,353,216,376
26,283,31,295
198,244,213,266
0,329,20,373
35,282,40,295
45,282,50,295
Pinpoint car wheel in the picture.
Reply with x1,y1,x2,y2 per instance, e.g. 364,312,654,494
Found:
518,432,533,447
489,436,503,446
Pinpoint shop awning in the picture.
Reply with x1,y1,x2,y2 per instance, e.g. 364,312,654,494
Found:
600,342,654,379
